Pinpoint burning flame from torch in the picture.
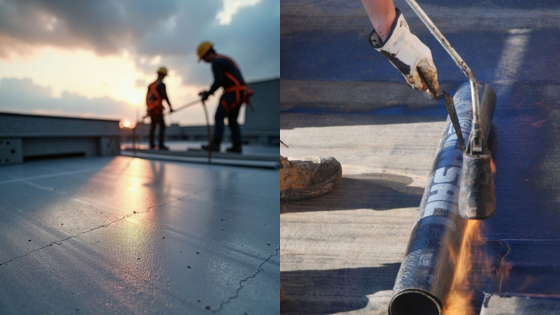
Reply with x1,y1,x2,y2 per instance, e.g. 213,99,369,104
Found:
443,157,511,315
443,220,485,315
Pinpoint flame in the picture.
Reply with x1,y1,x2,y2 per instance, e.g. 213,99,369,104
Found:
497,260,513,292
443,219,515,315
496,242,513,293
515,275,533,292
443,220,486,315
490,157,496,174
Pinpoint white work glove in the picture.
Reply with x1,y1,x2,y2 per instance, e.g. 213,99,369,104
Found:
369,9,439,98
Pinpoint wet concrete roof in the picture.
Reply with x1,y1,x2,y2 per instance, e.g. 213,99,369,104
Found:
0,156,279,314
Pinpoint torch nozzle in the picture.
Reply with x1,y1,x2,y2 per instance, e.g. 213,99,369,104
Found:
464,123,487,155
458,125,496,220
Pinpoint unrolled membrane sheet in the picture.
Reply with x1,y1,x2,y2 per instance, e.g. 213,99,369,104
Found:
388,83,497,315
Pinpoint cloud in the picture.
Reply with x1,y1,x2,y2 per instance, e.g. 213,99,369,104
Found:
217,0,261,25
0,0,279,80
132,0,280,86
0,0,279,124
0,0,182,55
0,77,134,120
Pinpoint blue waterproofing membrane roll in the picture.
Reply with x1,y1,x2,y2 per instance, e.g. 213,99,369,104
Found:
389,83,496,315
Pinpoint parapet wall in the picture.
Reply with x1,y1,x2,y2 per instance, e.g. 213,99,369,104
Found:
0,112,120,166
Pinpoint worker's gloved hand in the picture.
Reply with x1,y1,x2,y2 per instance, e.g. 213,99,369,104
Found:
369,9,439,98
199,91,210,102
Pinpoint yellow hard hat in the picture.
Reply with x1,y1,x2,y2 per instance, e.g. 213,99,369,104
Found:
197,41,213,61
157,67,168,75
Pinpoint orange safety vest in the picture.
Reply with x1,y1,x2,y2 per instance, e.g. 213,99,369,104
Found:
216,55,254,112
146,81,163,115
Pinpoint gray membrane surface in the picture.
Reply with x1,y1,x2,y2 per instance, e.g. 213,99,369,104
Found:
0,156,279,314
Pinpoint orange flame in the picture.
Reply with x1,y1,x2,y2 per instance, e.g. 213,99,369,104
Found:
515,276,534,292
443,220,486,315
443,219,513,315
496,243,513,293
490,157,496,174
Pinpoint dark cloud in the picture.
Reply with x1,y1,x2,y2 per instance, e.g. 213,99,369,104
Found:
0,1,278,123
0,78,134,120
0,0,279,83
0,0,183,55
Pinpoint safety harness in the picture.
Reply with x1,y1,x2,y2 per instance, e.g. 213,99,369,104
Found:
146,81,164,115
217,55,254,112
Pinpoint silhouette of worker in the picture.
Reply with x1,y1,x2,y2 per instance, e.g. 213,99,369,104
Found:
197,41,253,154
146,67,174,150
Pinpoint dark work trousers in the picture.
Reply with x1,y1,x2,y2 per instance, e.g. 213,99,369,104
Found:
149,114,166,147
213,92,242,144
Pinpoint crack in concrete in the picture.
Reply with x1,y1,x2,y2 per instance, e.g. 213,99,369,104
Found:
0,170,260,267
0,192,188,266
210,246,280,313
0,167,103,185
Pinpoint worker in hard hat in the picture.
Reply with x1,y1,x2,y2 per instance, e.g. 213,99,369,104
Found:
146,66,174,150
197,41,251,153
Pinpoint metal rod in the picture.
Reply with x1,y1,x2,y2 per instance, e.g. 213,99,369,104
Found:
140,100,199,121
444,92,466,151
201,101,212,164
404,0,480,123
169,100,200,114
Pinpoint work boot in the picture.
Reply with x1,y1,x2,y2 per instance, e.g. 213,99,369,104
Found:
226,143,242,154
280,156,342,202
158,145,170,151
202,139,221,152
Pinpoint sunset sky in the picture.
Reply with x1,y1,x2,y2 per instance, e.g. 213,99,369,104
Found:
0,0,279,125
